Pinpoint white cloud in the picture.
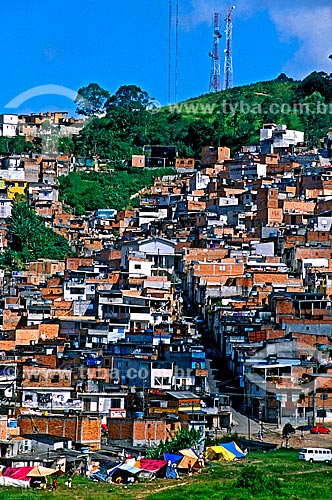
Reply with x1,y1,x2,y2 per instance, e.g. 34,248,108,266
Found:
268,6,332,78
185,0,332,77
181,0,221,30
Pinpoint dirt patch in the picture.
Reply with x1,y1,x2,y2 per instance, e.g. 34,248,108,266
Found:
252,429,332,449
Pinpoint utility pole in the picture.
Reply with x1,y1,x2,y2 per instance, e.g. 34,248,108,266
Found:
313,377,317,426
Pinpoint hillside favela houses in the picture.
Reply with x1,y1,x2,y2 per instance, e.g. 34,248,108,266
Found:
0,109,332,477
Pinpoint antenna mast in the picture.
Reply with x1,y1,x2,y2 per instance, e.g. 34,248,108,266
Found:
168,0,172,105
175,0,179,103
223,6,235,90
208,13,222,93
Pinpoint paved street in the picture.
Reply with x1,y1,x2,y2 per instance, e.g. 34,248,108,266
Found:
231,408,260,438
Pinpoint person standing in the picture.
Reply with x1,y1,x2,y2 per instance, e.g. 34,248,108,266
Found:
51,478,59,491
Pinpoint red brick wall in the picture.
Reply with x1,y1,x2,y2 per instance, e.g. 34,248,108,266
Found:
108,418,177,446
18,415,101,449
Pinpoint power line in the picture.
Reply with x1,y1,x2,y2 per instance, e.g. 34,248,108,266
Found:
175,0,179,103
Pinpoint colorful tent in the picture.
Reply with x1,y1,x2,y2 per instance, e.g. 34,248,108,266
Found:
179,449,200,460
3,467,35,481
117,464,141,475
137,459,167,474
0,467,35,488
177,449,201,470
205,445,236,461
166,463,178,479
221,442,246,459
111,463,141,484
164,453,183,465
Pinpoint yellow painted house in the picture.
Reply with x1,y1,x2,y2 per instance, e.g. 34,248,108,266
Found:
4,180,28,199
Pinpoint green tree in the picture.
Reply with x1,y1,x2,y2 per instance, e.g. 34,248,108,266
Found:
282,422,295,438
75,83,111,116
58,136,74,154
1,202,72,269
297,71,332,101
146,427,202,459
107,84,151,111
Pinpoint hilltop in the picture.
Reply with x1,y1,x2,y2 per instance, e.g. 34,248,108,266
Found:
65,71,332,162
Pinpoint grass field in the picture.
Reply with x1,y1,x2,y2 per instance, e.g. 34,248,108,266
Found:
1,449,332,500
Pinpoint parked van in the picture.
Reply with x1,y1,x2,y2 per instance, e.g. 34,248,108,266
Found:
298,448,332,463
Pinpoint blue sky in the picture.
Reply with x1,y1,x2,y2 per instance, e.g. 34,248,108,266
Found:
1,0,331,114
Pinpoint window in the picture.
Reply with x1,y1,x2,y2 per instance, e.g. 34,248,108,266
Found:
83,398,91,411
30,375,39,382
24,394,33,402
51,374,60,383
134,264,141,270
110,398,121,408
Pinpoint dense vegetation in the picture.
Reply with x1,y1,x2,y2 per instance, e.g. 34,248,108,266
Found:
0,202,72,269
58,71,332,161
0,136,41,155
146,428,202,459
58,168,175,215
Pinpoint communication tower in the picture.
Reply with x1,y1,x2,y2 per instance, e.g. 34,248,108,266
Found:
208,13,222,93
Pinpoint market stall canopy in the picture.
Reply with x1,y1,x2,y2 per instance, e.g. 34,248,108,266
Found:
27,466,57,477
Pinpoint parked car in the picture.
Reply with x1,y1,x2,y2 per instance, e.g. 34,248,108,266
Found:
310,425,330,434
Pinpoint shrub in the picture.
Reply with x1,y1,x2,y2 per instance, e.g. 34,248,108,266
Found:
235,465,280,495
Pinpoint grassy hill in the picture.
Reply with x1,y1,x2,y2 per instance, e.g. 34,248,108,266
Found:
69,72,332,162
2,450,332,500
58,168,176,215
